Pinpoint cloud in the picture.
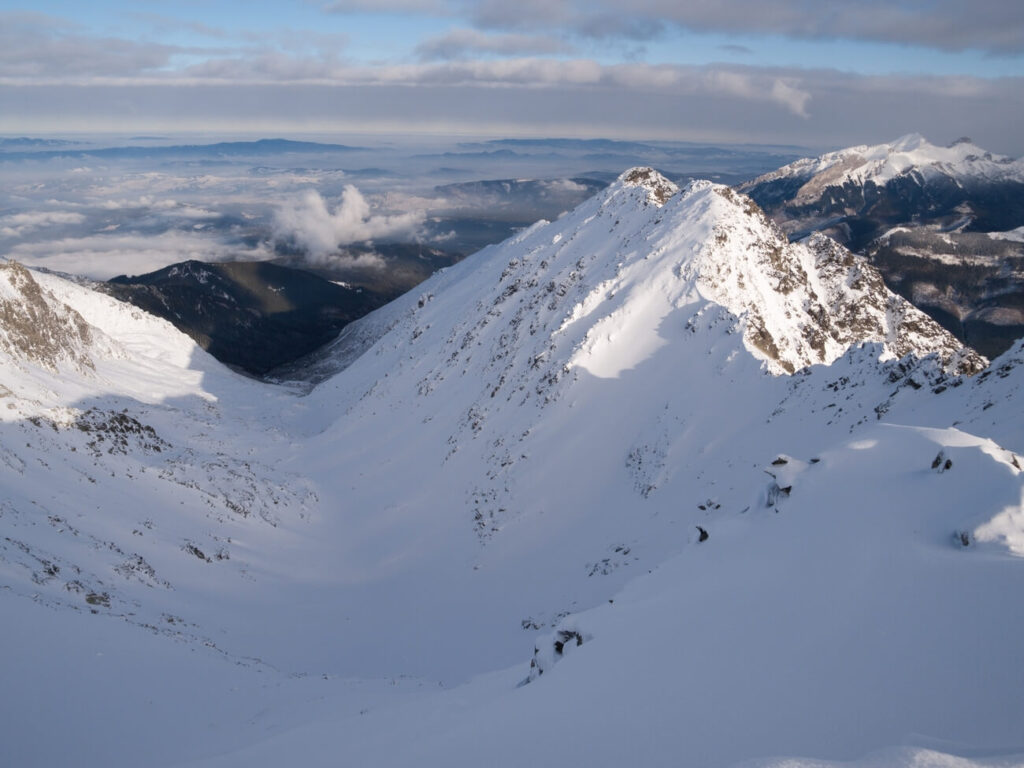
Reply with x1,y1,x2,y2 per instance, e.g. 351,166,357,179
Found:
637,0,1024,54
183,51,346,81
387,0,1024,54
416,28,572,61
539,179,591,194
325,250,389,270
0,211,86,237
770,78,811,119
126,12,230,41
719,44,753,55
3,65,1023,156
0,12,347,85
4,231,275,281
58,56,804,120
273,186,425,259
0,11,211,78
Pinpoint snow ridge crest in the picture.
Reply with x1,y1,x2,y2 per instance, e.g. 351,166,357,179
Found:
680,185,985,375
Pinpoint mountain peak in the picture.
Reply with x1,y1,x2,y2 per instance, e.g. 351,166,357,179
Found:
319,174,982,401
614,166,679,205
2,161,1018,768
741,134,1021,200
890,132,928,152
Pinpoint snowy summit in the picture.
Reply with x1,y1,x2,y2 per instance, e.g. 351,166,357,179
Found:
743,133,1024,202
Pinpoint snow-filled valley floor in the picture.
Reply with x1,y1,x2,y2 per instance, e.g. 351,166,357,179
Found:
1,171,1023,768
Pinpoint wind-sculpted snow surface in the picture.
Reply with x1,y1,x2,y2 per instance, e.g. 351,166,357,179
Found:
0,168,1021,768
177,424,1024,768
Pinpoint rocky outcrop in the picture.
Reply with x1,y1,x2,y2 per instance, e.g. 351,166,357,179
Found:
0,261,96,372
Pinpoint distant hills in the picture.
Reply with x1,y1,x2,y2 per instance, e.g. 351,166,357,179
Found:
0,138,364,162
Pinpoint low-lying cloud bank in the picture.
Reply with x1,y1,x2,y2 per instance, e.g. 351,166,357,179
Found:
0,211,87,237
4,231,276,281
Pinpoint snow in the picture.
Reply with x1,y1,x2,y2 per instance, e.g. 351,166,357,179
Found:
990,226,1024,243
172,425,1024,768
743,134,1024,198
1,171,1022,768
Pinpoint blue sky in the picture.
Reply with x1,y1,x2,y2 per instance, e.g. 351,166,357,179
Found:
2,0,1023,152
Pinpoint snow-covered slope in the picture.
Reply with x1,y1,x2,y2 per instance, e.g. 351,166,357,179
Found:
181,422,1024,768
1,170,1022,768
0,259,316,674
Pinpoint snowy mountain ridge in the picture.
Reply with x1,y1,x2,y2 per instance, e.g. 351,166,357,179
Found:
309,167,981,409
1,168,1023,768
741,133,1024,204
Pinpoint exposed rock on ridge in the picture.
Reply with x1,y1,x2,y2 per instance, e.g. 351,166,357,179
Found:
735,135,1024,359
0,261,98,372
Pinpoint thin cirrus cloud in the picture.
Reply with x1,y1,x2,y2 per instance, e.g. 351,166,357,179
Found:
415,29,573,61
719,44,753,56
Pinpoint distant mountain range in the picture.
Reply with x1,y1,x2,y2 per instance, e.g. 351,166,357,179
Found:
0,138,365,162
0,136,81,150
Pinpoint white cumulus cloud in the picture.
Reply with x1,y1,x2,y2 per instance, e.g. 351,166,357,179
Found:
273,186,425,259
